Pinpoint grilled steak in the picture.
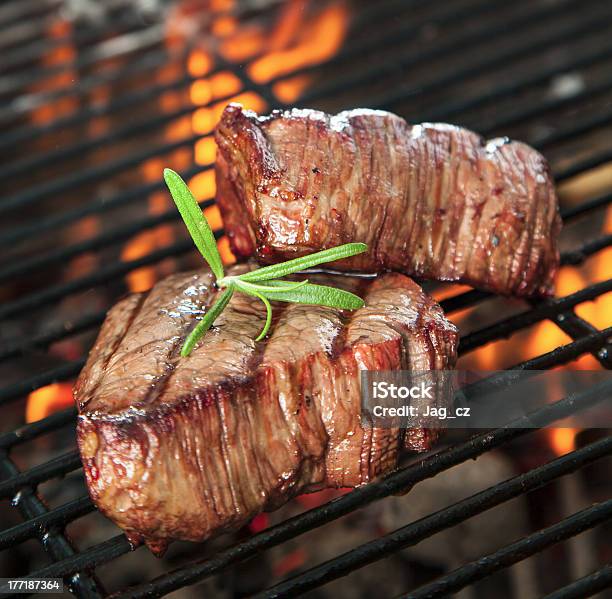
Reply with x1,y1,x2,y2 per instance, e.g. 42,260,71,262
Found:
75,265,457,553
215,104,561,297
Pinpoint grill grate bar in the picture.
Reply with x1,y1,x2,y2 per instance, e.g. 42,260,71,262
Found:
0,407,76,449
0,46,176,125
23,534,132,589
0,360,84,407
541,564,612,599
404,501,612,599
0,24,167,99
419,44,612,126
0,494,94,551
363,5,612,111
0,164,202,249
548,311,612,367
0,312,107,362
459,278,612,354
0,19,151,76
556,149,612,183
0,451,102,598
0,450,82,500
0,0,59,31
0,198,214,286
100,378,611,598
250,436,612,599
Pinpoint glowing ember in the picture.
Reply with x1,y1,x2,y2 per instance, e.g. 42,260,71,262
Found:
549,428,578,456
26,383,74,424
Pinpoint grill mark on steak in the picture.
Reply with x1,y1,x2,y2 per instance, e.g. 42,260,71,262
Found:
215,104,561,297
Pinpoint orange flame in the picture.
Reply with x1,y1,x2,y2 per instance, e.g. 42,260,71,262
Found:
26,383,74,423
549,428,578,456
122,2,349,290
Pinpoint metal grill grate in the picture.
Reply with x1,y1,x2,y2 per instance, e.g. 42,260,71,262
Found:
0,0,611,597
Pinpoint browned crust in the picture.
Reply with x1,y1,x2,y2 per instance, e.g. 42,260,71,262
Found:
215,104,562,297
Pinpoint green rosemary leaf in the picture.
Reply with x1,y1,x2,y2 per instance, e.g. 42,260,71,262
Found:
181,287,234,357
237,287,273,341
262,282,365,310
231,278,309,295
164,168,224,281
236,243,367,283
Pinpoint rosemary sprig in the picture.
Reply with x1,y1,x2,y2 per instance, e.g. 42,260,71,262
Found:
163,168,367,357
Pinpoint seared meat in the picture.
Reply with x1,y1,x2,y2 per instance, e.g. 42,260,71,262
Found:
75,265,457,552
215,104,561,297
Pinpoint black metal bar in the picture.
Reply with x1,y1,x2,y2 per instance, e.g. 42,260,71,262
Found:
528,102,612,151
556,149,612,183
0,24,166,99
0,6,58,53
0,164,202,249
0,237,195,322
561,192,612,221
0,360,84,407
419,42,612,127
0,46,176,126
549,310,612,368
102,379,612,598
0,132,203,216
250,436,612,599
363,2,612,112
0,450,82,500
562,234,612,265
541,564,612,599
0,198,213,285
0,451,102,599
459,279,612,354
0,312,106,361
0,407,76,449
0,494,94,551
440,232,612,318
0,19,146,75
24,534,133,583
402,501,612,599
0,70,196,152
305,0,609,106
0,0,59,31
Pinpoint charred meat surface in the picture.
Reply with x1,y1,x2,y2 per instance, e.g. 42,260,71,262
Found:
215,104,561,297
75,265,457,551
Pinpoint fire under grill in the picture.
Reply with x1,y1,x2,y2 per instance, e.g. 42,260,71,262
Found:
0,0,611,597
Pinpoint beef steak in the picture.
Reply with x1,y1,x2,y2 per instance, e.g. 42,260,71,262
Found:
75,265,457,552
215,104,561,297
